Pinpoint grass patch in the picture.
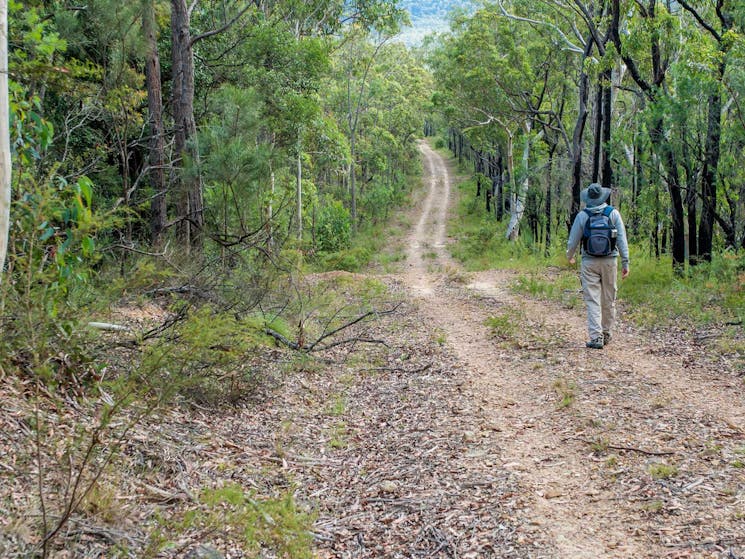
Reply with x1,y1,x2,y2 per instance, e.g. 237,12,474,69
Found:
448,177,564,272
327,393,347,417
328,422,349,449
622,253,745,328
648,463,678,480
641,500,665,513
485,313,519,340
591,437,610,453
553,377,577,409
448,169,744,332
513,271,582,309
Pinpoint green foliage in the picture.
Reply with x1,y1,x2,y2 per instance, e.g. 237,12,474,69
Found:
648,463,678,480
449,178,559,271
201,485,314,558
553,377,577,409
1,92,117,388
485,313,518,340
147,484,314,558
622,253,745,327
317,198,352,252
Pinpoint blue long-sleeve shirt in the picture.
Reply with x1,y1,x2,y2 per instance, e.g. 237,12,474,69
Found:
566,203,629,270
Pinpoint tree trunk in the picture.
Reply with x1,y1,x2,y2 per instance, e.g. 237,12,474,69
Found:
601,69,613,191
591,80,603,183
349,134,357,230
0,0,8,282
650,116,685,269
681,118,698,263
144,0,167,247
506,121,532,241
631,131,643,236
171,0,203,254
698,68,723,263
545,142,556,256
570,40,593,226
296,139,303,240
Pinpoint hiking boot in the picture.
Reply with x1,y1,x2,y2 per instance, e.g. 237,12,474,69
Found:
586,337,604,349
603,332,612,346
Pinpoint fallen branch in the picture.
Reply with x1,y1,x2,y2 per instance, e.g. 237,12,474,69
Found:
313,337,389,352
304,303,401,352
264,304,401,353
67,522,145,549
263,328,300,350
567,437,676,456
364,363,433,374
87,322,131,332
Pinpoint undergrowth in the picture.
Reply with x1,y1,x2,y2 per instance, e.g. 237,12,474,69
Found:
310,172,423,273
449,175,745,330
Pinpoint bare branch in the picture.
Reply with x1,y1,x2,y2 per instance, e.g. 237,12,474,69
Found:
190,3,254,46
496,0,584,54
677,0,722,42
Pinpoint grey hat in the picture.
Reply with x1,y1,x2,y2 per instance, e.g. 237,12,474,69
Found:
581,183,611,207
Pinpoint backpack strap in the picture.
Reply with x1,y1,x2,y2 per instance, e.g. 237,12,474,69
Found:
602,205,614,217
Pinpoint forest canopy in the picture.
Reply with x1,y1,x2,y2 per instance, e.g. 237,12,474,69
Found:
425,0,745,269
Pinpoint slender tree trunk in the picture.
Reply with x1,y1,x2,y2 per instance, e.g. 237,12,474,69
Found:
506,121,533,241
601,70,613,190
296,139,302,241
698,66,723,263
349,134,356,230
497,150,505,221
570,39,594,225
144,0,167,247
171,0,203,253
476,151,482,197
681,118,698,263
545,142,556,256
631,131,643,235
0,0,10,281
653,164,660,259
649,117,685,269
592,81,603,183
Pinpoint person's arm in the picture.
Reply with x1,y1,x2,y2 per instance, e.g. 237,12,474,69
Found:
566,212,585,264
614,210,630,277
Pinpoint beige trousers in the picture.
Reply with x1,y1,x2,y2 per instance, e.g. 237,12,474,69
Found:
580,256,618,340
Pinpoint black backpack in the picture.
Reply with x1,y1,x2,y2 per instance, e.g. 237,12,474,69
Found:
583,206,617,256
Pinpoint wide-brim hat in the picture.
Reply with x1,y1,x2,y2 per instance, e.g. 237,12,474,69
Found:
581,183,611,207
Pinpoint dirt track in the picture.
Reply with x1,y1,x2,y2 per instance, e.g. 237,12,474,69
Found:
388,141,745,558
5,141,742,559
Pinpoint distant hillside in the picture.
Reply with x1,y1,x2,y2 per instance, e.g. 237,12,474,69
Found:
397,0,476,45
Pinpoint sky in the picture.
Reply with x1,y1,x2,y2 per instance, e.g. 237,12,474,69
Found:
396,0,476,45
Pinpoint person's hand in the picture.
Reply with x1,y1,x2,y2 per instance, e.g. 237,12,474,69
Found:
569,257,576,265
622,267,629,279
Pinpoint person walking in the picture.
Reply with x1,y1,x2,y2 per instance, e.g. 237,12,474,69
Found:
566,183,630,349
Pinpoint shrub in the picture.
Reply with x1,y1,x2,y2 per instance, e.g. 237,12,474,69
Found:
316,199,351,252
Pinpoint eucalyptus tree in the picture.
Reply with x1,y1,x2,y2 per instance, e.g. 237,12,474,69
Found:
142,0,167,246
610,0,688,269
0,0,8,280
676,0,738,259
431,3,577,241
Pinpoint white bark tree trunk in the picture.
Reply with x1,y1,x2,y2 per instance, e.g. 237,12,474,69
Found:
506,123,544,241
505,121,532,241
0,0,10,282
